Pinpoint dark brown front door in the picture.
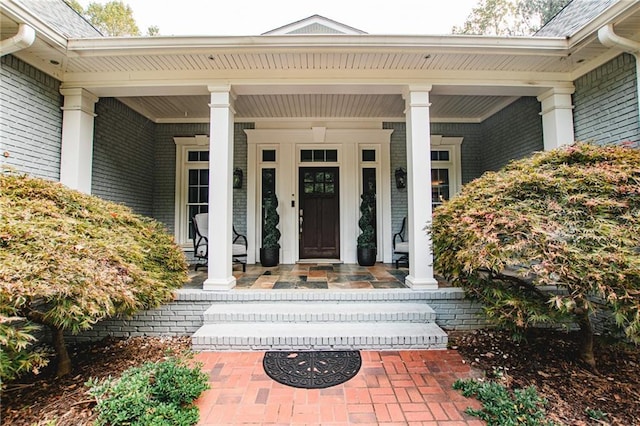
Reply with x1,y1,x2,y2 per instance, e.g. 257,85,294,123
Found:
299,167,340,259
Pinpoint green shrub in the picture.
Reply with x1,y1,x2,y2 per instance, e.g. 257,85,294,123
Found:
87,357,209,426
453,379,556,425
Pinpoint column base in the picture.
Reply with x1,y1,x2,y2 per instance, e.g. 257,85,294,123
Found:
404,275,438,290
203,276,236,291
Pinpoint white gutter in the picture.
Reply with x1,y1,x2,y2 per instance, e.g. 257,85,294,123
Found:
0,24,36,56
598,24,640,123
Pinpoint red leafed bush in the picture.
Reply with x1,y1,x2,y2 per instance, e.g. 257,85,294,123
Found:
430,143,640,368
0,174,188,379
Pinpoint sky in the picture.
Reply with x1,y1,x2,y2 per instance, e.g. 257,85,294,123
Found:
77,0,481,36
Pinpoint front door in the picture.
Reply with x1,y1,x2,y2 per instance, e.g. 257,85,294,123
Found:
299,167,340,259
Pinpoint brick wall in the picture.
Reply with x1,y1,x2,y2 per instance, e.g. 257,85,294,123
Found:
0,55,62,180
480,97,544,172
431,122,484,183
67,287,488,342
573,53,640,145
92,98,155,216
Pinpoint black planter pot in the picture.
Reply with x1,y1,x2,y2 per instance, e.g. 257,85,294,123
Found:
357,248,377,266
260,247,280,267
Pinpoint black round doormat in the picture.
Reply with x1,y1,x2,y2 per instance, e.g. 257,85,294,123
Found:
263,350,362,389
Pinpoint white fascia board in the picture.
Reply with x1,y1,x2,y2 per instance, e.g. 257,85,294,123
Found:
1,0,68,50
66,34,570,57
61,69,575,96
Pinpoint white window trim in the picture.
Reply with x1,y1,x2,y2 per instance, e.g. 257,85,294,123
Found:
430,136,463,198
174,135,209,249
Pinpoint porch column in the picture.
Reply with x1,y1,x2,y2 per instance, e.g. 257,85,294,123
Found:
404,87,438,290
59,88,98,193
537,87,575,151
204,86,236,290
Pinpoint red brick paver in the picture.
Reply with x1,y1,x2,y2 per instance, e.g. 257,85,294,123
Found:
195,350,484,425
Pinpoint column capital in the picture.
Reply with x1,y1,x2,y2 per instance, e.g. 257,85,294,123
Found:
536,86,575,103
60,88,98,115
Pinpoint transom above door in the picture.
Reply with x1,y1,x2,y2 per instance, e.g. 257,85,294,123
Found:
298,167,340,259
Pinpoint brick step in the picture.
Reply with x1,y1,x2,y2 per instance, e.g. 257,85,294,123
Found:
203,302,436,323
192,322,447,351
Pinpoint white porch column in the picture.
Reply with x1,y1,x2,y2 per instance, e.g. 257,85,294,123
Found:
204,86,236,290
404,87,438,290
537,87,575,151
59,88,98,193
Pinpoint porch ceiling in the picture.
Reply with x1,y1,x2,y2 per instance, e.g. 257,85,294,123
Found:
117,93,521,123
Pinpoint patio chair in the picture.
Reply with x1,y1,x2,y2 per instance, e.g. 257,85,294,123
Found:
393,217,409,268
192,213,247,272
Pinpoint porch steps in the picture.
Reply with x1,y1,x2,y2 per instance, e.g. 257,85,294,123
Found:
192,290,448,351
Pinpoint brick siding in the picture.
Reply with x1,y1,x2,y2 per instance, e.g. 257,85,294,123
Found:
91,98,155,216
480,97,544,171
0,55,62,180
573,53,640,145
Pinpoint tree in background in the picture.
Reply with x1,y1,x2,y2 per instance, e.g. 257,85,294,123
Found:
65,0,159,36
452,0,571,35
0,175,188,378
430,143,640,369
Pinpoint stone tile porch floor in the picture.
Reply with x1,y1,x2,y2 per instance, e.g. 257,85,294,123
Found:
194,350,485,425
185,263,451,290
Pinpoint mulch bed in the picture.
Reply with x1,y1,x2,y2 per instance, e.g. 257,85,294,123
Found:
1,337,191,426
449,329,640,426
1,330,638,425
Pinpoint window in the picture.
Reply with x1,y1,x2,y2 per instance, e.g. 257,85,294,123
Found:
300,149,338,162
431,169,450,208
187,168,209,239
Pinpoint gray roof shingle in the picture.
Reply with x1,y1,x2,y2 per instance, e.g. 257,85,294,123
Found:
20,0,102,38
535,0,617,37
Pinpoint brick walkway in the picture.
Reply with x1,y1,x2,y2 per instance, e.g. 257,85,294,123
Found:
195,350,485,425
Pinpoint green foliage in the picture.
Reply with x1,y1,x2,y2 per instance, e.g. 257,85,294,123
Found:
357,192,376,249
430,143,640,360
585,408,608,420
0,174,188,378
453,379,555,425
262,194,281,249
0,318,49,384
86,1,140,36
452,0,570,35
88,357,209,426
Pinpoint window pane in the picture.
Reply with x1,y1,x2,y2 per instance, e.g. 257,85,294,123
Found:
362,168,376,194
188,169,198,185
188,187,198,203
362,150,375,162
262,150,276,162
188,151,199,162
199,169,209,184
326,149,337,162
301,150,312,162
313,150,324,162
200,151,210,161
199,187,208,203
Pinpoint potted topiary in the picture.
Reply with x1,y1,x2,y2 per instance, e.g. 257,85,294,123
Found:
260,193,281,267
357,191,377,266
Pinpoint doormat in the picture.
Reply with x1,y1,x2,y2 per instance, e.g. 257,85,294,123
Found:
263,350,362,389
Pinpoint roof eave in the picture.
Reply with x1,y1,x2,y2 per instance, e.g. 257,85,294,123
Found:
67,33,571,57
1,0,68,51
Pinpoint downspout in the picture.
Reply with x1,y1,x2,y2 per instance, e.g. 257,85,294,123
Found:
0,24,36,56
598,24,640,124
